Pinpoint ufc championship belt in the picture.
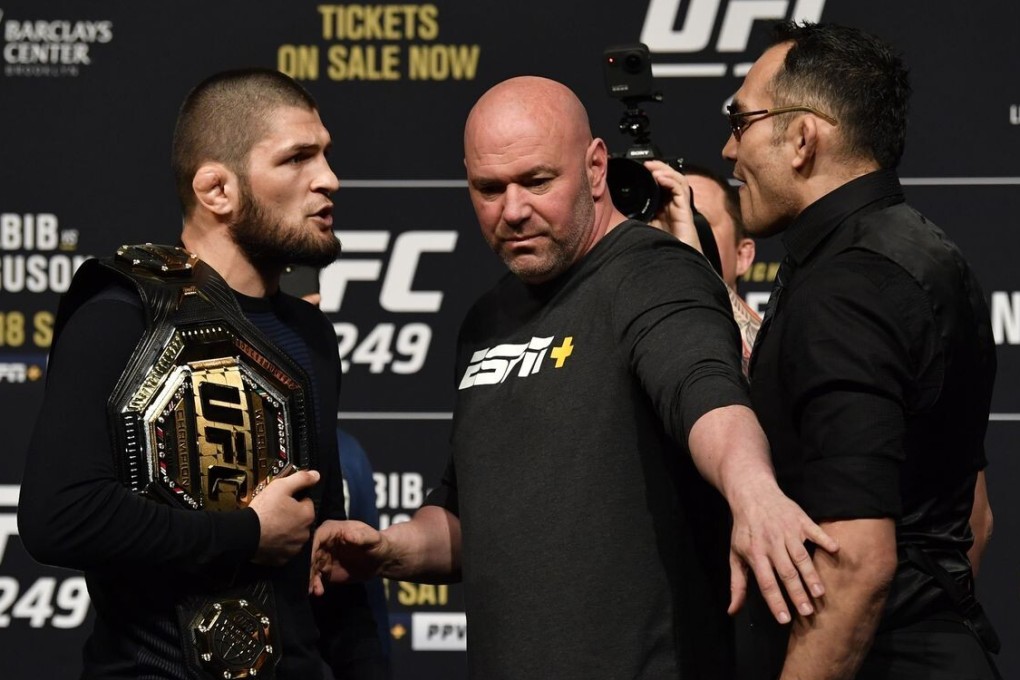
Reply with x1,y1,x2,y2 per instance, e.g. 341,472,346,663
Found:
58,244,319,680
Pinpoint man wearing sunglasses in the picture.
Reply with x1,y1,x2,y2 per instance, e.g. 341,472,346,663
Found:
726,21,1000,680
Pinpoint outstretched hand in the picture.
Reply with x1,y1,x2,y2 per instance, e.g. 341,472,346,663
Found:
727,481,840,623
309,519,387,595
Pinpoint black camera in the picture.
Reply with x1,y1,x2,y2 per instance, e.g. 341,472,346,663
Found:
603,43,677,223
604,43,656,100
602,43,722,278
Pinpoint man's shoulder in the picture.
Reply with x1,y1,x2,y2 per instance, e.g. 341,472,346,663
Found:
600,221,722,282
110,243,197,273
53,257,145,343
602,220,702,256
844,201,980,300
596,223,729,309
78,244,200,291
848,201,957,266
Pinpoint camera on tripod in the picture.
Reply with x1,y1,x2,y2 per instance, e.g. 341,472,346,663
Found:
602,42,722,277
603,43,680,223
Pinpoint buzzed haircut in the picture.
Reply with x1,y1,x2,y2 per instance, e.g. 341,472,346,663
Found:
171,68,319,213
767,21,911,169
684,163,747,241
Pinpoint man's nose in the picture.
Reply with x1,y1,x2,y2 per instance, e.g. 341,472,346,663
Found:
501,184,532,225
313,157,341,194
722,134,738,162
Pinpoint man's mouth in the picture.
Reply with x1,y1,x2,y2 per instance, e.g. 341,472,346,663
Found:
312,204,334,227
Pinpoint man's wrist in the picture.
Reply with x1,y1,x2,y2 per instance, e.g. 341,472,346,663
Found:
721,456,780,512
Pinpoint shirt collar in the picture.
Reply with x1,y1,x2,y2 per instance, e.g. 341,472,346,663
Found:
782,169,904,265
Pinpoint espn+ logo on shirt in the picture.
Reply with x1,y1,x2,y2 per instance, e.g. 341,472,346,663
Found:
458,335,574,389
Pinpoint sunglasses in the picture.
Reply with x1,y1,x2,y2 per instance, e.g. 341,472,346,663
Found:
726,104,838,141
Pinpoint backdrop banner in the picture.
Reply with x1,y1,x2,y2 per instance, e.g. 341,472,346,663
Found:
1,1,1017,678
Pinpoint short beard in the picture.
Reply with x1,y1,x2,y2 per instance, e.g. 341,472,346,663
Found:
507,166,595,284
230,179,342,271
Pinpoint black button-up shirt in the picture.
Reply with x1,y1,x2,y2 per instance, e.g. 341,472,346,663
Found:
747,169,996,650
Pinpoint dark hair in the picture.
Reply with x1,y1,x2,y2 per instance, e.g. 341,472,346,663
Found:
683,163,747,241
767,21,911,169
171,68,318,213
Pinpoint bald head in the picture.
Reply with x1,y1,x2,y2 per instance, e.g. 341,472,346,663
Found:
463,77,620,284
464,76,593,157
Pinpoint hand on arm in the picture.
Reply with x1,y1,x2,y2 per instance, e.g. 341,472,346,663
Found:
310,504,461,595
687,404,839,623
780,518,896,680
248,468,320,566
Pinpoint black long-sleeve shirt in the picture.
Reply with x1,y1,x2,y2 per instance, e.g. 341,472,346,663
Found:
19,278,381,679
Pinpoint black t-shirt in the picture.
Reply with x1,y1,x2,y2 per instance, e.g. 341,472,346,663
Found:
427,221,750,679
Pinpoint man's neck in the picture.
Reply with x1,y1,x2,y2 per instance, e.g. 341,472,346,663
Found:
799,159,881,214
181,225,277,298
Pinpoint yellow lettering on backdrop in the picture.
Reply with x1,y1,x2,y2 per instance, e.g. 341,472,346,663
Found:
327,44,401,80
408,44,480,80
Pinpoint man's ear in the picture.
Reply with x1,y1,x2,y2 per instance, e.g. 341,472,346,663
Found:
588,138,609,200
734,237,756,278
192,162,239,217
791,116,819,172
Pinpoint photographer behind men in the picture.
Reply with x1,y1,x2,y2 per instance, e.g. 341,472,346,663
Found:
643,161,761,375
601,44,761,375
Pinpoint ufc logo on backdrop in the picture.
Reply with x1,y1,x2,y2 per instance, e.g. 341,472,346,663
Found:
318,230,457,375
319,230,457,313
640,0,826,76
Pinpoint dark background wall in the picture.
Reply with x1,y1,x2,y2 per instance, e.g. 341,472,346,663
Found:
1,1,1017,677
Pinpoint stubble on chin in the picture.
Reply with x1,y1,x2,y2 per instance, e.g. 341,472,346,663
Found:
231,196,342,270
502,247,566,285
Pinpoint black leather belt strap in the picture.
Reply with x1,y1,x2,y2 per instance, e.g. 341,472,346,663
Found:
903,544,1002,679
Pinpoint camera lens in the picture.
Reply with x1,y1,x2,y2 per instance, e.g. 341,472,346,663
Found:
623,52,645,74
607,157,662,223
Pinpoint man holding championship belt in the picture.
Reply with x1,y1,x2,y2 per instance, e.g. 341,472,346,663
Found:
18,69,382,680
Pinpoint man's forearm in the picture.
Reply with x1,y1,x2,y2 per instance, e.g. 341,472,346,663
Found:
688,404,839,622
781,518,896,680
379,505,462,583
968,471,992,576
687,404,777,501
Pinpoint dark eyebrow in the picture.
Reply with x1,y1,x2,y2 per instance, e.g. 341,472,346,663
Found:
282,142,322,155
